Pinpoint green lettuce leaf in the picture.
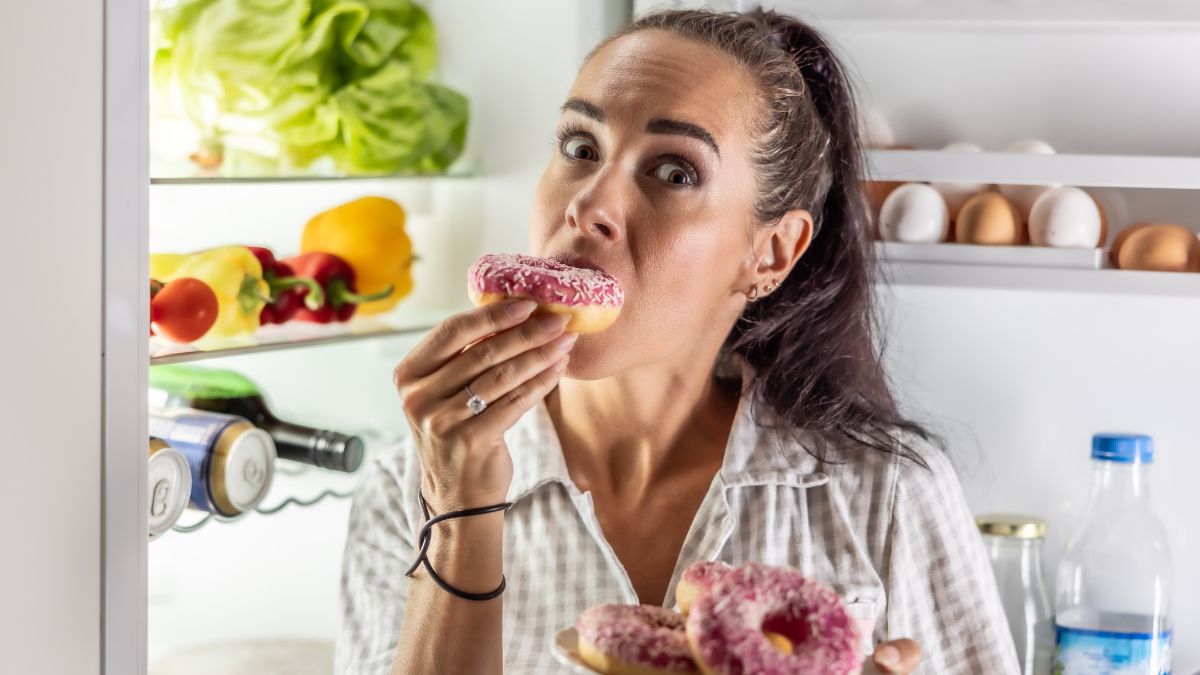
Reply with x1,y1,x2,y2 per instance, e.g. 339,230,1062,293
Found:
151,0,466,175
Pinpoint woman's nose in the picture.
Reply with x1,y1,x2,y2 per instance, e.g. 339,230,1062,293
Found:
565,169,626,243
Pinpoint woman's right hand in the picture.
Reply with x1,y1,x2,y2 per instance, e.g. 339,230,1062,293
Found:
393,298,577,513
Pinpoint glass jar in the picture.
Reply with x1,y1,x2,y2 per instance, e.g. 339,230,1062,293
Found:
976,514,1054,675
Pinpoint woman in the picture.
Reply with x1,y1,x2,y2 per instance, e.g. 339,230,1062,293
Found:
337,8,1019,675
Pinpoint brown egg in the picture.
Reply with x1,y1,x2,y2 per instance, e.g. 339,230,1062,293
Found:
864,180,903,233
955,192,1024,245
1115,223,1200,272
1109,223,1151,266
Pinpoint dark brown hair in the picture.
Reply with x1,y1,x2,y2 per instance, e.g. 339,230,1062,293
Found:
601,8,934,465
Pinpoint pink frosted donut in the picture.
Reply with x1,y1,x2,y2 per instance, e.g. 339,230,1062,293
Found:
467,253,624,334
675,561,733,616
685,564,862,675
577,604,699,675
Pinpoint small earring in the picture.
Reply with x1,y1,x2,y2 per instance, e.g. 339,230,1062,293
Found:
762,280,777,294
747,285,760,302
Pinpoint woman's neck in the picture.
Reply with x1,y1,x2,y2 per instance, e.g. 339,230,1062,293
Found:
545,353,740,500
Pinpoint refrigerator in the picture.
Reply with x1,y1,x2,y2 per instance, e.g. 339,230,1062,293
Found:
3,0,1198,672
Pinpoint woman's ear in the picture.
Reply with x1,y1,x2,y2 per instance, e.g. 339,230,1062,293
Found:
752,208,813,287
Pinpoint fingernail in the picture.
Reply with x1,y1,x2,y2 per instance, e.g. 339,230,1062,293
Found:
553,356,569,372
538,313,570,333
508,300,537,319
875,645,900,667
551,333,579,352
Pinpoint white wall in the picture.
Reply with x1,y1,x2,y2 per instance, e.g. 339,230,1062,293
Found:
879,285,1199,669
0,1,103,674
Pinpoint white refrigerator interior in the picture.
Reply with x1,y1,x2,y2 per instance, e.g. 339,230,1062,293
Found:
6,0,1196,672
653,0,1200,669
146,2,630,672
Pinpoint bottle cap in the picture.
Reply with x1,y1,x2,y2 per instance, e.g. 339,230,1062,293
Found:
311,430,365,473
975,513,1046,539
1091,433,1154,464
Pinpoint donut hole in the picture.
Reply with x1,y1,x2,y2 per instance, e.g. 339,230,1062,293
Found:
761,615,810,654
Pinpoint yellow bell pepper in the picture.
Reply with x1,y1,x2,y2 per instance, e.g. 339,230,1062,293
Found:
300,196,414,316
149,246,268,337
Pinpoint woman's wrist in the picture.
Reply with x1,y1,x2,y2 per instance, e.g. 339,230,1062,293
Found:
420,477,511,514
422,510,506,593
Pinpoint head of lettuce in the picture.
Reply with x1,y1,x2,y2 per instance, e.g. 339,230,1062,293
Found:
152,0,468,177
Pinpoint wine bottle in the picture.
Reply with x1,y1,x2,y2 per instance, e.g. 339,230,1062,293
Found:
150,364,365,473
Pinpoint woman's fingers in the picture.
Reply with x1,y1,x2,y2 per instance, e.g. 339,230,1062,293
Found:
469,354,570,436
422,312,572,399
870,639,921,674
464,332,577,405
394,300,538,386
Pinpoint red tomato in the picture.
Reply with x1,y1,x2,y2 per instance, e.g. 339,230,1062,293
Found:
151,277,219,343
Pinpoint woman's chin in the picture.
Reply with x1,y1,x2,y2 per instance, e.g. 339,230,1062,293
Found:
560,334,618,381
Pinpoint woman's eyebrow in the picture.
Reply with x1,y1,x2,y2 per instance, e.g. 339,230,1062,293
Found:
646,118,720,158
561,97,721,158
562,97,605,122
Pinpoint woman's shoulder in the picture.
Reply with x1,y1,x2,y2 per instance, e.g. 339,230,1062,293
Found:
759,420,957,517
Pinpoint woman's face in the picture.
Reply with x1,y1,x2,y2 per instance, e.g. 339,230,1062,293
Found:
532,30,793,380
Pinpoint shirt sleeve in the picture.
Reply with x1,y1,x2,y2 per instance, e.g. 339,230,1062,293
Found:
880,442,1022,674
334,441,420,675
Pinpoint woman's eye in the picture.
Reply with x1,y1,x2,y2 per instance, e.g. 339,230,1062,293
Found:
562,136,598,161
653,161,696,186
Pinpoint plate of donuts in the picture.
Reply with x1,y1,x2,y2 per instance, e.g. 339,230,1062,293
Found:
550,627,601,674
551,561,866,675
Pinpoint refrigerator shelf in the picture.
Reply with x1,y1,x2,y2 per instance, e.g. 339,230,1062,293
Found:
167,462,360,535
877,242,1104,270
881,259,1200,297
169,488,354,534
150,170,476,186
163,429,403,535
866,149,1200,191
149,306,463,365
809,6,1200,27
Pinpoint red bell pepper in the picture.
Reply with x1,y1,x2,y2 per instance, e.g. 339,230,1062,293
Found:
246,246,325,324
282,252,394,323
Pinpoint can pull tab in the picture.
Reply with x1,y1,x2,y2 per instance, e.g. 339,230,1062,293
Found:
151,480,171,518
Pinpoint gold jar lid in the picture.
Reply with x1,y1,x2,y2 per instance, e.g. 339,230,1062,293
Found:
975,513,1047,539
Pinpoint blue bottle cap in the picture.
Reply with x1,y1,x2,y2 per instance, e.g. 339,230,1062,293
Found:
1091,433,1154,464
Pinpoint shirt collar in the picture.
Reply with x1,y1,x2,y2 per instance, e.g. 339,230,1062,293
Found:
504,356,828,504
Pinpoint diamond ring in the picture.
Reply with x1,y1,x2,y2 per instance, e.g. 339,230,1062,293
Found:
465,384,487,416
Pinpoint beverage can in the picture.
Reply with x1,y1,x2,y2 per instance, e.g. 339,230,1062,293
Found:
149,410,276,517
147,437,191,538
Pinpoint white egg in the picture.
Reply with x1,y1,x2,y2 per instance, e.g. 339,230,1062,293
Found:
858,108,895,149
999,138,1060,221
879,183,950,243
1028,187,1103,248
931,142,990,219
1005,138,1057,155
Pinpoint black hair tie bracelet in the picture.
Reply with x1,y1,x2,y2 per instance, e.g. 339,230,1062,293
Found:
404,491,514,601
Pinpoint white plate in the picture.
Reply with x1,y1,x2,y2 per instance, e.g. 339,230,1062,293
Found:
551,627,602,674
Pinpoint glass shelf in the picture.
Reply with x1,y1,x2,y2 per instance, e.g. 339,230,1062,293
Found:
149,306,462,365
150,169,477,186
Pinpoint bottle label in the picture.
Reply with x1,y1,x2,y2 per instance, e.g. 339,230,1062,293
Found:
1054,625,1172,674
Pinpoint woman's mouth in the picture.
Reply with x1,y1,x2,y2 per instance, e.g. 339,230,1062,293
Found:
548,252,607,275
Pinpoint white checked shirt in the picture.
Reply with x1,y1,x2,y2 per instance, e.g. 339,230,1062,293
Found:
336,389,1021,674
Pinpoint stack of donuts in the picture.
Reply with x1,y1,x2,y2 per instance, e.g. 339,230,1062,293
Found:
575,562,863,675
